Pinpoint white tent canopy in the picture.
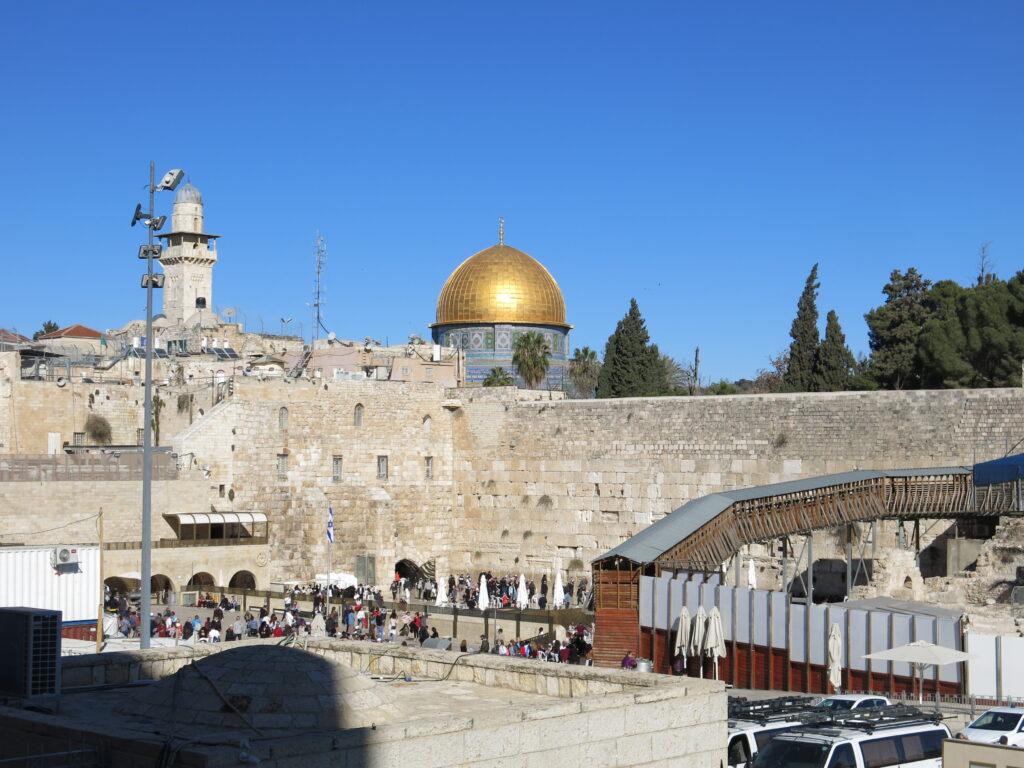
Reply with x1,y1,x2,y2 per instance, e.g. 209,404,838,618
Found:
864,641,975,701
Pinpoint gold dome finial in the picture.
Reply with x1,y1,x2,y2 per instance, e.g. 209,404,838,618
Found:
499,217,504,245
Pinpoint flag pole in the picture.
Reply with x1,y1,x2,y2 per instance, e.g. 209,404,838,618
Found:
326,504,334,613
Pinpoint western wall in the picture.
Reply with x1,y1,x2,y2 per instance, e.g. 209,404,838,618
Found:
164,380,1024,590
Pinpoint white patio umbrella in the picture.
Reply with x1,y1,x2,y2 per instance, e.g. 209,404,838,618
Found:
516,574,529,610
704,606,728,680
747,558,757,590
689,605,708,678
863,641,975,702
552,569,564,610
673,605,692,668
435,578,448,607
827,623,843,692
478,574,490,611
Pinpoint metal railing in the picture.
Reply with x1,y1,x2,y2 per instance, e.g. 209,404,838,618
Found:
0,453,177,482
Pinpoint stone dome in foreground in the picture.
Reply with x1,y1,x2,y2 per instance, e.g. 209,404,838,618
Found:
118,645,399,731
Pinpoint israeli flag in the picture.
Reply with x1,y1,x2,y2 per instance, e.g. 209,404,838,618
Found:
327,505,335,544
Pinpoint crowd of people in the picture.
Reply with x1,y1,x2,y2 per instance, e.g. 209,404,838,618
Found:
443,572,590,610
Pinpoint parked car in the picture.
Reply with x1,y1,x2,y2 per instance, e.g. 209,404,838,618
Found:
753,706,949,768
728,696,823,768
959,706,1024,746
816,694,892,711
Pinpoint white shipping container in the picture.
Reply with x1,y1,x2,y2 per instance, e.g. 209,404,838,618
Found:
0,546,100,623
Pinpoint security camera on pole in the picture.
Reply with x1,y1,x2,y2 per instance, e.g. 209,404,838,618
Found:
130,162,184,649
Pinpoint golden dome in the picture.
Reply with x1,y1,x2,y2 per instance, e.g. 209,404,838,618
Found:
433,244,570,328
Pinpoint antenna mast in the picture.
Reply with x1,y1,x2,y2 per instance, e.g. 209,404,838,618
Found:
311,232,328,346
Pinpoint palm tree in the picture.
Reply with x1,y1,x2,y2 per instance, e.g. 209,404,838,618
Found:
482,367,514,386
512,332,550,389
569,346,601,398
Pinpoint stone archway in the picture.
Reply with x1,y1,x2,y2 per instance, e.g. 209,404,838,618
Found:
229,570,256,590
394,559,421,582
104,576,136,596
187,571,216,589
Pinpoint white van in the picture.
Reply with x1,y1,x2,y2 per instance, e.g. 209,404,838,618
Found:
728,696,824,768
752,707,950,768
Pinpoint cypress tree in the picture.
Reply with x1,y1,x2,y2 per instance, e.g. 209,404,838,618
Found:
812,310,855,391
596,299,663,398
782,264,820,392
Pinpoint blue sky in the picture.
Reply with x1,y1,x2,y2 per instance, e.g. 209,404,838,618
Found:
2,2,1022,382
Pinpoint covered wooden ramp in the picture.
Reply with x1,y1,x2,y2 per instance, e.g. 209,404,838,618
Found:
592,464,1019,689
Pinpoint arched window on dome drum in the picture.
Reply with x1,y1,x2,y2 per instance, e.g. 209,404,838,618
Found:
422,415,432,435
353,403,363,427
278,407,288,431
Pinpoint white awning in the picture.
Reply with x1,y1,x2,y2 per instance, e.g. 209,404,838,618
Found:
166,512,268,525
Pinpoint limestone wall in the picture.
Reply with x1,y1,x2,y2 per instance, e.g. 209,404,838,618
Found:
450,387,1024,575
59,639,727,768
175,378,458,583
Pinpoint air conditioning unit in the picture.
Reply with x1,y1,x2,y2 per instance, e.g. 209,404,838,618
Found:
0,607,61,699
51,546,80,568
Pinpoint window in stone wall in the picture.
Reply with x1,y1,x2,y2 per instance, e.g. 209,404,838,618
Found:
277,454,288,479
136,428,144,446
422,415,432,435
424,456,433,480
332,456,343,481
354,403,363,427
278,407,288,431
73,432,85,446
425,367,433,378
376,455,388,479
219,484,226,498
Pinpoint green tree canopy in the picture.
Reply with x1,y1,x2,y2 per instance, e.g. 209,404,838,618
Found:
917,274,1024,388
482,367,514,386
569,346,601,398
864,268,933,389
596,299,666,398
782,264,820,392
511,331,551,389
812,310,856,391
32,320,58,340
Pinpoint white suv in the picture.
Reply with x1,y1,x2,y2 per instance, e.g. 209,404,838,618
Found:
752,707,950,768
728,696,824,768
960,706,1024,746
816,694,891,711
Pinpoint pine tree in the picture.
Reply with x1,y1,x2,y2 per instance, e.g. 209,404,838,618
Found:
596,299,664,398
812,310,855,391
864,268,932,389
782,264,820,392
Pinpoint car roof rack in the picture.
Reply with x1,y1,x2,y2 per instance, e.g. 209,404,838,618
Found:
728,696,822,724
827,704,944,734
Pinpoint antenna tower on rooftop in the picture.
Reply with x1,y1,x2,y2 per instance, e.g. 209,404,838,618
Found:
311,232,328,346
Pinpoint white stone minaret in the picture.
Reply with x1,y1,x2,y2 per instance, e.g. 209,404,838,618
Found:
157,182,219,324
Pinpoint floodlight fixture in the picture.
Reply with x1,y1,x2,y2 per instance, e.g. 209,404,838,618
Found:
140,273,165,289
145,215,166,231
130,203,146,227
138,244,162,260
157,169,184,191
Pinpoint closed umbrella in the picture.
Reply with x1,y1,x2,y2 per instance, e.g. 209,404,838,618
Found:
747,559,757,590
478,574,489,611
864,641,975,702
689,605,708,678
516,574,529,610
552,569,564,610
704,606,727,680
827,623,843,692
673,606,692,668
435,578,448,607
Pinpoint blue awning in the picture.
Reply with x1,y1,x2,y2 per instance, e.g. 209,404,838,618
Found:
973,454,1024,487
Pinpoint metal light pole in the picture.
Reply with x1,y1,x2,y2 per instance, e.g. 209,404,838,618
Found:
132,162,183,648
